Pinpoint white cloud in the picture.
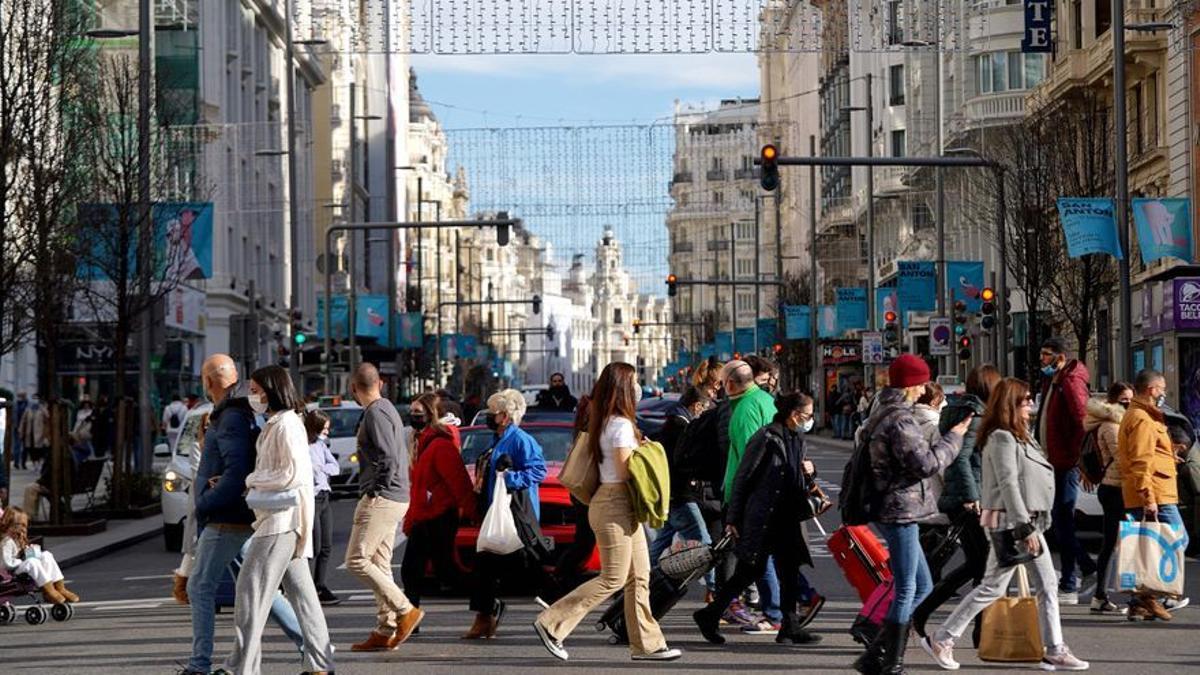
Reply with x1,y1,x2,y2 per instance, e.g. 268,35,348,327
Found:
411,52,759,92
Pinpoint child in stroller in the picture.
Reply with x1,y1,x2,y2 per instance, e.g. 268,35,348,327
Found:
2,506,80,602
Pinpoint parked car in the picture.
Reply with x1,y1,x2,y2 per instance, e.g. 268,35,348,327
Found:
454,421,599,576
520,384,549,407
160,403,214,552
636,392,681,440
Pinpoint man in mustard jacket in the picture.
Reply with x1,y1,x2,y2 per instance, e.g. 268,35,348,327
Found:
1117,369,1188,620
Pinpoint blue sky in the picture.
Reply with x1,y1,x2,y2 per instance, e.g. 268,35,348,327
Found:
409,53,758,290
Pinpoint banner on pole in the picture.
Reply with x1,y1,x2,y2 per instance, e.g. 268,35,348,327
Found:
756,318,778,350
783,305,811,340
899,261,936,312
818,305,838,339
715,332,733,360
735,327,756,355
947,261,986,312
1132,198,1194,265
1057,198,1124,259
836,287,868,334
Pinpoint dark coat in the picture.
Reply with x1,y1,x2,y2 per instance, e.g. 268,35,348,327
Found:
938,394,986,512
867,388,962,524
193,381,259,528
661,403,701,504
726,422,813,568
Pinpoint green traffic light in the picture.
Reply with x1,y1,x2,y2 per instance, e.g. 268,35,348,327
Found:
294,333,307,345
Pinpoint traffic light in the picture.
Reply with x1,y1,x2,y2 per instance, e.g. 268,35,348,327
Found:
883,310,900,355
953,299,969,337
666,274,678,297
495,211,511,246
980,287,997,331
633,319,641,334
958,335,972,361
760,144,780,192
531,294,541,315
290,309,306,346
772,343,784,355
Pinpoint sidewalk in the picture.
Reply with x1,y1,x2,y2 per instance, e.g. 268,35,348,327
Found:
7,463,162,569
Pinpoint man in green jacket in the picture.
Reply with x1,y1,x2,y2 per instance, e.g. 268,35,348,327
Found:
722,361,778,502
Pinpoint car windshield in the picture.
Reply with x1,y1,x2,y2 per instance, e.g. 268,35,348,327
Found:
175,413,206,456
324,408,363,438
460,425,575,465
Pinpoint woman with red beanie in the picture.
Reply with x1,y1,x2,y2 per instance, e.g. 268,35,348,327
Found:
853,354,972,675
400,393,475,610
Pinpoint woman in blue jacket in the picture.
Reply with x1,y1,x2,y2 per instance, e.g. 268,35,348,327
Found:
463,389,547,639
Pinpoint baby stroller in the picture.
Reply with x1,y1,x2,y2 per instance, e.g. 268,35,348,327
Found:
0,567,74,625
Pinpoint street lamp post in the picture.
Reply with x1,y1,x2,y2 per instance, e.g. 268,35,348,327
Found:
844,73,875,384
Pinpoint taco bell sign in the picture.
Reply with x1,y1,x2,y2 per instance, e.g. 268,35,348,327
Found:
1174,278,1200,329
1022,0,1053,53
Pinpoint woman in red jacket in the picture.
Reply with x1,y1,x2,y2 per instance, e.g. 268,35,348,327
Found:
400,393,476,609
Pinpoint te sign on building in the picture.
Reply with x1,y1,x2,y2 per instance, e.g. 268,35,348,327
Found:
1022,0,1053,53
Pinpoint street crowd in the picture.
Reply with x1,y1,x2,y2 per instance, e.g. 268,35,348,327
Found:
4,335,1197,674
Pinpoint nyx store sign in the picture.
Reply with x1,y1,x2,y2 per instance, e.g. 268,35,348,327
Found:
1022,0,1053,53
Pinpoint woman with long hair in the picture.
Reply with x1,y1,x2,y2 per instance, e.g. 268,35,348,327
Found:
922,378,1089,671
534,362,682,662
221,365,333,675
913,365,1001,640
401,393,474,610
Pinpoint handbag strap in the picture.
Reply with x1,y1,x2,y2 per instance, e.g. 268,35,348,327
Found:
1015,564,1031,598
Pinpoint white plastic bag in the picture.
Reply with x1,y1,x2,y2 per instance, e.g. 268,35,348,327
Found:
476,471,523,555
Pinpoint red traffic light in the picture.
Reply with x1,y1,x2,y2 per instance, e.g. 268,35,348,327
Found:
772,343,784,354
953,300,967,313
884,310,898,324
959,336,971,348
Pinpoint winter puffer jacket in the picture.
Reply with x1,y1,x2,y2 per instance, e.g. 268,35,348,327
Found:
937,394,986,513
866,388,963,524
1083,398,1124,487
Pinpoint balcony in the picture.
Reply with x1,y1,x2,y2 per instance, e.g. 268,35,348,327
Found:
873,165,909,197
672,171,693,184
707,240,730,252
961,91,1026,129
672,241,695,254
734,168,758,180
706,169,729,181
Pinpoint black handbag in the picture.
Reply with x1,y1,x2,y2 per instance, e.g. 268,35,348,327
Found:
989,527,1041,568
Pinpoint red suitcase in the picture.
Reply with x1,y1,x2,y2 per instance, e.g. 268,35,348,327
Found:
828,524,891,602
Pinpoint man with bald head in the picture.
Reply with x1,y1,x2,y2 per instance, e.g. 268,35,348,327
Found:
345,362,422,651
181,354,303,675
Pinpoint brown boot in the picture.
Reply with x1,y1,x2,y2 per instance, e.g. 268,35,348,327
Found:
461,612,495,640
54,580,80,603
351,630,396,652
171,574,188,605
1141,596,1173,621
41,583,65,604
388,608,425,647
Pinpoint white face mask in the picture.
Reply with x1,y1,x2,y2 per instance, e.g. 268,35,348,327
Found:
249,395,269,415
801,418,814,434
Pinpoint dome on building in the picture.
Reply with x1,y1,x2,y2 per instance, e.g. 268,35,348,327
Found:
409,68,436,124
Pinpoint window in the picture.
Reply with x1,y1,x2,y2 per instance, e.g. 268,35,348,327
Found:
713,191,724,204
977,52,1045,95
887,0,903,45
737,293,754,313
992,52,1007,93
1095,0,1111,39
711,156,724,171
890,129,906,158
736,258,754,277
736,221,754,239
1008,52,1023,91
889,64,905,105
741,155,753,171
1024,53,1046,88
614,308,623,324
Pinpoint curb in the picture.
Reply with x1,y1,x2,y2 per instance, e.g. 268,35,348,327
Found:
58,523,162,570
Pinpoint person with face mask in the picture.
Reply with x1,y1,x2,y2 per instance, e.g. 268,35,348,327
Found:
1034,336,1098,605
400,393,474,611
1082,381,1132,615
535,372,579,412
304,409,341,606
693,392,823,646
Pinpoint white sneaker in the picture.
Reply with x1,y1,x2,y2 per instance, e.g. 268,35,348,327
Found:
533,621,568,661
1163,596,1190,612
1057,590,1079,606
921,635,960,671
1088,597,1127,615
533,596,550,610
1041,646,1089,671
632,647,683,661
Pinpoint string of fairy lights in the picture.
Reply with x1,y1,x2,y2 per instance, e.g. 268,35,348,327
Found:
290,0,996,55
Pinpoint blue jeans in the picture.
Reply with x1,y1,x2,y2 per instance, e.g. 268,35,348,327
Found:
833,415,850,439
649,501,715,590
1126,504,1190,550
756,557,782,622
1052,467,1097,591
879,522,933,624
186,526,304,672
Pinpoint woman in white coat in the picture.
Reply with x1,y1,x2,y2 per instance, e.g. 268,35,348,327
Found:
221,365,333,675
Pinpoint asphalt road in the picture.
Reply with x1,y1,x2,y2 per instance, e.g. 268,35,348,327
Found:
2,436,1199,674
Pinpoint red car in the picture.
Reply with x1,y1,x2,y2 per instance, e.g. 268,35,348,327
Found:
453,422,600,575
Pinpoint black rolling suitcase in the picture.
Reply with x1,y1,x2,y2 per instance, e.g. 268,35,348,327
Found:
594,534,733,644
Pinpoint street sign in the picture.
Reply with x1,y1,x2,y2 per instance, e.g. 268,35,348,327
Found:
861,332,884,365
930,317,953,356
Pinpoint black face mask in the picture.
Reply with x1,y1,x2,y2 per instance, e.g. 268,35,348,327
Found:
410,415,427,431
485,413,501,432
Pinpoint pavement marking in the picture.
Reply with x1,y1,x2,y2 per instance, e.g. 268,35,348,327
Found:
122,574,174,581
93,602,163,611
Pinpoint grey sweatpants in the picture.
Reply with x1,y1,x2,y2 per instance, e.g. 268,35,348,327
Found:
224,531,334,675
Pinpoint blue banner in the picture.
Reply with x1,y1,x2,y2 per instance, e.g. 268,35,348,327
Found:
1133,198,1194,265
757,318,778,350
396,312,424,349
735,327,756,355
715,332,733,359
1057,198,1123,259
783,305,811,340
440,333,478,360
700,343,715,359
78,202,214,281
1021,0,1053,53
356,295,390,343
947,261,986,313
898,261,936,312
835,287,868,334
316,295,350,340
818,306,838,339
876,288,903,329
